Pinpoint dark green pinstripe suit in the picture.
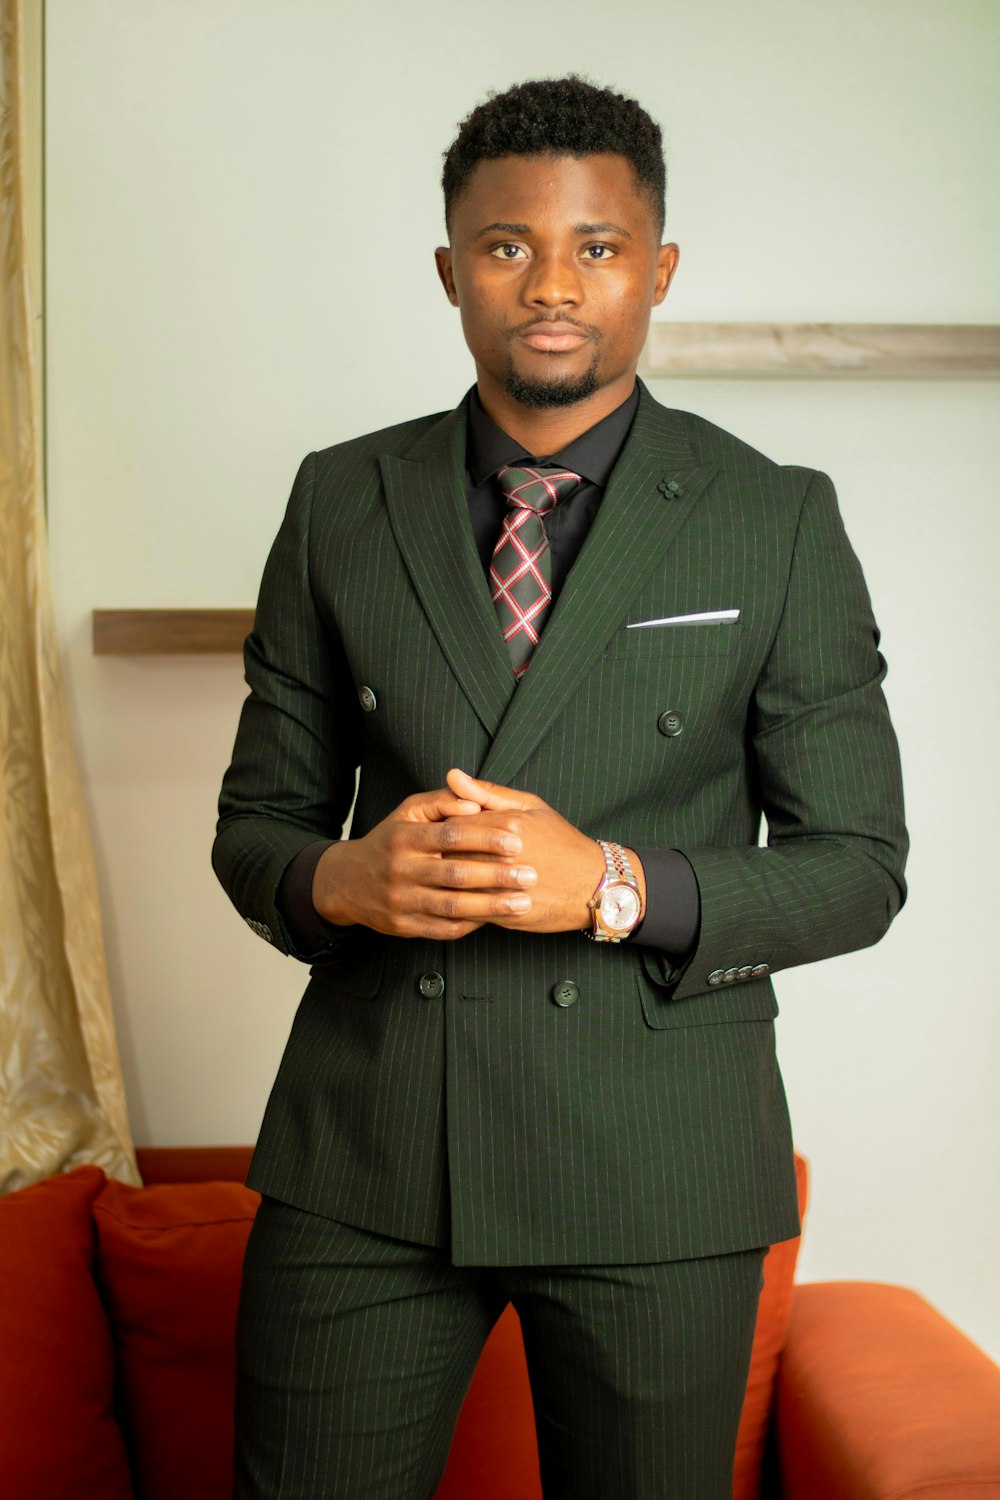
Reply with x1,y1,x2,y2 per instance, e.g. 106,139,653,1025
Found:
214,379,907,1268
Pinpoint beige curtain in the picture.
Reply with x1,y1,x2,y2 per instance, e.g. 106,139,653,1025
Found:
0,0,138,1191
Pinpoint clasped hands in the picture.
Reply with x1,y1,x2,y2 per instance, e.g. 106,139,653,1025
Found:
312,768,644,941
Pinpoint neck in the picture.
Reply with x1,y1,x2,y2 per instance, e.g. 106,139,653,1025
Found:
474,369,637,454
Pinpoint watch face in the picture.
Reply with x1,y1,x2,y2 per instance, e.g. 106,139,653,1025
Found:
599,884,641,931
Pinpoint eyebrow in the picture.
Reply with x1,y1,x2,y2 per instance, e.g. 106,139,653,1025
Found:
574,222,633,239
472,220,633,239
473,222,531,238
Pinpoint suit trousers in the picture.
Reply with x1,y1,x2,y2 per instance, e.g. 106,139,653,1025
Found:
233,1197,766,1500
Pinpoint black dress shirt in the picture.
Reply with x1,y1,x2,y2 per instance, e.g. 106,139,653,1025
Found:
278,384,700,960
464,383,633,595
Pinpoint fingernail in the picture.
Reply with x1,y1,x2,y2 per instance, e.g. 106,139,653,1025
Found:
515,867,537,886
507,895,532,912
501,835,522,853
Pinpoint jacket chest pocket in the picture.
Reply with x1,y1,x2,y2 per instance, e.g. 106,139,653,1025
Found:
604,620,741,662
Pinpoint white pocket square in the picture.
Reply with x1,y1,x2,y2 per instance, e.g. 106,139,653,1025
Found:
626,609,740,629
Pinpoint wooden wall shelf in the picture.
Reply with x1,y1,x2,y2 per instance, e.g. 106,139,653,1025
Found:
640,322,1000,378
92,609,253,655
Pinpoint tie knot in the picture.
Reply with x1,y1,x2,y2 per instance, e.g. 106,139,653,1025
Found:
497,464,582,515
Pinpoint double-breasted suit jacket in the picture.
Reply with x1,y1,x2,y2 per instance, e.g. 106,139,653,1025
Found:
214,380,907,1267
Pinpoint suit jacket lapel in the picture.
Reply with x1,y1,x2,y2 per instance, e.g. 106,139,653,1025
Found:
380,405,516,738
479,385,719,787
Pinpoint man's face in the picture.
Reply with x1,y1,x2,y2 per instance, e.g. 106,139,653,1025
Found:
436,152,678,414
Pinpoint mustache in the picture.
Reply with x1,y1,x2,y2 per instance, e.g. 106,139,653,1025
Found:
507,316,602,341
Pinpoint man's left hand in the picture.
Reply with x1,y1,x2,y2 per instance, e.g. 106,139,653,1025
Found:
446,768,645,934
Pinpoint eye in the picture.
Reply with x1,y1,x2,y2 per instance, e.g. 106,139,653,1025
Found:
490,243,527,260
584,243,616,260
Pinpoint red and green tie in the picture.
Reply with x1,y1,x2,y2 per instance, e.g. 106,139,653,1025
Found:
490,464,582,679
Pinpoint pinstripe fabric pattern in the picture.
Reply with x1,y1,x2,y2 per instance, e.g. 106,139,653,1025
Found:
516,1246,765,1497
213,380,907,1266
234,1198,764,1500
234,1201,505,1500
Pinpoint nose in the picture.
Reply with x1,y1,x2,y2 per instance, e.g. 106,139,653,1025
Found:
522,249,582,309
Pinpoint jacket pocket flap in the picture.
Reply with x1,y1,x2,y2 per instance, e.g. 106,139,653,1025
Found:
309,941,386,998
636,970,777,1030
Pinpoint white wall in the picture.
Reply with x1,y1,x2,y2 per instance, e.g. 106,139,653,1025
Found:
45,0,1000,1358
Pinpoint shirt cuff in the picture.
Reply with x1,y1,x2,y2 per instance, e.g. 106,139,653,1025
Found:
277,837,343,956
630,847,701,960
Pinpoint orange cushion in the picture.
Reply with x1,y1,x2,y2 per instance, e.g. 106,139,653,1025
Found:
0,1166,133,1500
94,1178,259,1500
436,1152,809,1500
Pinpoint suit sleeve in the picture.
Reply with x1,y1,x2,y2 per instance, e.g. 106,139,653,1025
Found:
212,453,363,959
666,468,908,1001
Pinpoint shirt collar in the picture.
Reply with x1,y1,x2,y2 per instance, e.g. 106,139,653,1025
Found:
465,382,639,488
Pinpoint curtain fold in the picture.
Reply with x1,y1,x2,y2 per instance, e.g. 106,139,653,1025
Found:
0,0,138,1191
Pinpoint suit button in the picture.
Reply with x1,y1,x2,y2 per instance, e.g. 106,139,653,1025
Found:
752,963,770,978
551,980,579,1008
723,967,739,983
737,965,753,981
418,972,444,999
657,709,684,738
358,685,377,713
708,969,725,986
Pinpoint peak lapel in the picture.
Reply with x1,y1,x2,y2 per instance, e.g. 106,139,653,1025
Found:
380,406,515,738
479,389,718,787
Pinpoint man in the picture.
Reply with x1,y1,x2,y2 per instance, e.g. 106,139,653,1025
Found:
214,76,907,1500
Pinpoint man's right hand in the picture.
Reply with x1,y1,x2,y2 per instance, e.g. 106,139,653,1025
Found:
311,789,538,940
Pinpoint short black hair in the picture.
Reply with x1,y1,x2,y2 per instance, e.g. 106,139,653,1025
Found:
442,76,666,238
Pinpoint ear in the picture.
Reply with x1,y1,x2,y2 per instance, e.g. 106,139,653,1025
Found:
435,246,459,306
653,242,680,306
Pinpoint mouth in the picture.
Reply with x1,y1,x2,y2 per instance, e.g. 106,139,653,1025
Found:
515,321,594,354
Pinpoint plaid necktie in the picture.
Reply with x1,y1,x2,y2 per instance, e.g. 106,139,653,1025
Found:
490,464,582,679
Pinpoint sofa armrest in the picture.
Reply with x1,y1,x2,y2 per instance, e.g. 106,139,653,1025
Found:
774,1282,1000,1500
135,1146,254,1184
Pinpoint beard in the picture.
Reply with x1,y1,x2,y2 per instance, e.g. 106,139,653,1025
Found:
503,352,601,409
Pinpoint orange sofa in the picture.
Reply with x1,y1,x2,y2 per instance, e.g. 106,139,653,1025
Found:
1,1145,998,1500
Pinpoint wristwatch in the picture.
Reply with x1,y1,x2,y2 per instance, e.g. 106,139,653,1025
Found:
586,840,643,942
